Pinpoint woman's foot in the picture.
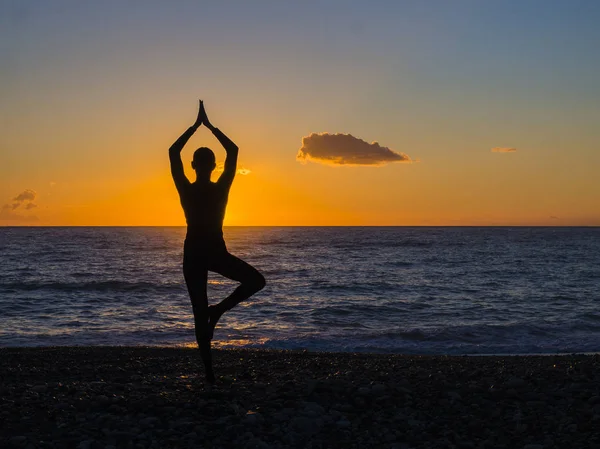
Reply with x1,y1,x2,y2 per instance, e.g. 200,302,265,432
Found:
207,305,224,339
205,368,216,384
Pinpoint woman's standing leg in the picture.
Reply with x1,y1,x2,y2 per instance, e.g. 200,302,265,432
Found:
183,261,215,383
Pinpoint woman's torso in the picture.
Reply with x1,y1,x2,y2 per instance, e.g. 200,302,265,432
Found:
180,181,229,251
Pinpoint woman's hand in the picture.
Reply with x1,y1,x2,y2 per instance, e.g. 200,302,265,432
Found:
192,99,203,129
199,100,215,130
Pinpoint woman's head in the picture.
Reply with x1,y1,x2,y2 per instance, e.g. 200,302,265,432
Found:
192,147,216,173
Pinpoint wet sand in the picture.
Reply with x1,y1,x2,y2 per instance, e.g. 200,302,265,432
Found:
2,347,600,448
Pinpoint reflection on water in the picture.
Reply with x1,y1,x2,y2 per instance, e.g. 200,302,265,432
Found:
212,337,271,349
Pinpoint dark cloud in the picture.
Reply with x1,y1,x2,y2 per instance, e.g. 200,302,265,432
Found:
13,189,37,202
297,133,412,166
1,189,39,222
491,147,517,153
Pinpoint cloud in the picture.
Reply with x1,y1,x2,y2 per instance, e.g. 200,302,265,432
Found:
491,147,517,153
0,205,39,223
214,163,252,175
297,132,412,166
1,189,39,222
13,189,37,202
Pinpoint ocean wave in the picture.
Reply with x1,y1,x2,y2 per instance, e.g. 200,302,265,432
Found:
309,281,400,293
329,240,433,249
3,226,600,354
0,280,184,293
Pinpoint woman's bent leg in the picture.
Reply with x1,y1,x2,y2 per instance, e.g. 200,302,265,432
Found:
207,252,266,336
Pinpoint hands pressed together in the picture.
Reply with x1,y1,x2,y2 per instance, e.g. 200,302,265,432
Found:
192,100,215,131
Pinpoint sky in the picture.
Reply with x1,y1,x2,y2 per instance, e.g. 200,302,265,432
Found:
1,0,599,226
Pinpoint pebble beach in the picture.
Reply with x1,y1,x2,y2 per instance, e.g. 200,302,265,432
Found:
2,347,600,448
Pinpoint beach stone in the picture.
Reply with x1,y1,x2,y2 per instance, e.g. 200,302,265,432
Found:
336,418,351,429
371,384,386,396
505,388,518,398
391,444,411,449
448,391,462,401
216,415,233,426
9,436,27,447
169,419,195,429
77,440,94,449
506,378,526,389
526,400,545,407
95,395,110,405
230,403,244,415
408,419,422,428
302,401,325,416
273,411,288,422
304,379,318,395
357,386,370,396
353,396,366,407
383,432,396,443
398,387,413,398
246,439,270,449
243,411,263,425
290,416,317,434
140,417,160,427
457,442,475,449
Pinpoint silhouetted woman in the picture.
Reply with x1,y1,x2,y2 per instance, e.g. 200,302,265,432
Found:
169,100,266,383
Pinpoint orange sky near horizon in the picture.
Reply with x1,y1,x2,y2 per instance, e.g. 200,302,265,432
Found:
2,2,600,227
2,97,599,227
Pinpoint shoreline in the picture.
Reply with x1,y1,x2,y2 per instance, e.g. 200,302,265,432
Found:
4,344,599,358
2,347,600,448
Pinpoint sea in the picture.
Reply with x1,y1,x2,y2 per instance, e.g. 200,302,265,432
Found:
1,227,599,355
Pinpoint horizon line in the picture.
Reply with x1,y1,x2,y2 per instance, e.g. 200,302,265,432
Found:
1,225,599,228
